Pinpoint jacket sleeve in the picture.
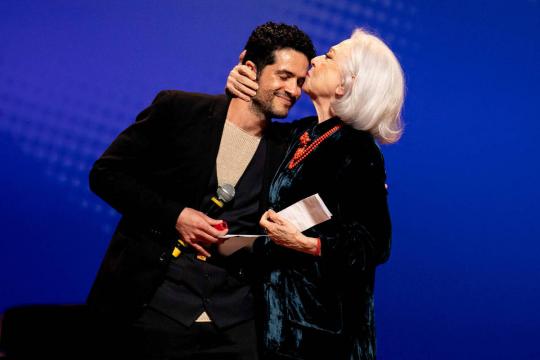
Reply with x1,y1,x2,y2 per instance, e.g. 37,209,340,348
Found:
318,146,392,275
88,90,186,230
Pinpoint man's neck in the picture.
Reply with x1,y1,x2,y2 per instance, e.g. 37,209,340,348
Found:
226,98,269,137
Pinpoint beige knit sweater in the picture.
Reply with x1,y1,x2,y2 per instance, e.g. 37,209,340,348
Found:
216,120,261,187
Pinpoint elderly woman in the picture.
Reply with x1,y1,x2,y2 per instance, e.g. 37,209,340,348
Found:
227,29,404,360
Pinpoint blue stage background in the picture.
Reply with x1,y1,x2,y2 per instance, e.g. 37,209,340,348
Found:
1,1,539,358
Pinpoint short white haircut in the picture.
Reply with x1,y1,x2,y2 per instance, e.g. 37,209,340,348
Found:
332,29,405,144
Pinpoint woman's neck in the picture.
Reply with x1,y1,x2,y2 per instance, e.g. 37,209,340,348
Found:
312,97,335,124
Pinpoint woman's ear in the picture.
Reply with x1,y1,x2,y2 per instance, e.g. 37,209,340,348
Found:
336,74,354,98
335,84,345,97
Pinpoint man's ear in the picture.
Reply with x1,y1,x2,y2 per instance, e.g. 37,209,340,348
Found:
245,60,257,75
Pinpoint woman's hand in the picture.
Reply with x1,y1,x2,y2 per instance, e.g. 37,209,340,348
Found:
260,210,320,256
226,50,259,102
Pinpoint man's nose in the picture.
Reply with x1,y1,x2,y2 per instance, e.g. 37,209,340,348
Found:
285,79,302,99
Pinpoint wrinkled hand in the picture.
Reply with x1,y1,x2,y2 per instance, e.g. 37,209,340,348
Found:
260,210,318,255
226,50,259,102
176,207,228,257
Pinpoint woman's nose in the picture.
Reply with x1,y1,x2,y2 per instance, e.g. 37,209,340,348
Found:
311,55,322,67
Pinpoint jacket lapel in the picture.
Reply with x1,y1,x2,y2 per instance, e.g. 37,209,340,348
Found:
194,95,230,202
260,123,289,211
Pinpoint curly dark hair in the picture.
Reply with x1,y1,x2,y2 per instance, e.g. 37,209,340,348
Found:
243,22,316,74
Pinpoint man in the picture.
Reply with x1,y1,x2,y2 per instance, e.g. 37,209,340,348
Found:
87,22,315,359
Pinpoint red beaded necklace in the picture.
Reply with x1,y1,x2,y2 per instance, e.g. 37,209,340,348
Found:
288,124,344,169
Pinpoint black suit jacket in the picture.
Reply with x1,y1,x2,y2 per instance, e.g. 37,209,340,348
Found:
87,90,288,321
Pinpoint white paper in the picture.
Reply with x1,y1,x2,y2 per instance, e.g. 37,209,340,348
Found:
277,193,332,232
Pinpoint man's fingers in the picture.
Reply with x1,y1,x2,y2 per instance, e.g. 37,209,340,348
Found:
182,237,210,256
186,214,228,239
181,226,219,245
196,230,221,244
176,208,230,255
208,228,228,239
201,217,229,237
204,215,223,226
192,243,211,258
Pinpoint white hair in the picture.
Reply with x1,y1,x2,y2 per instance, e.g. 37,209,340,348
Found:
332,29,405,144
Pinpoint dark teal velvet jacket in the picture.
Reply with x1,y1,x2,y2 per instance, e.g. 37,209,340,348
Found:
253,116,391,360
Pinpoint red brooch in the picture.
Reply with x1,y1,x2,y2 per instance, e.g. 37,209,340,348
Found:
288,124,343,169
299,132,311,146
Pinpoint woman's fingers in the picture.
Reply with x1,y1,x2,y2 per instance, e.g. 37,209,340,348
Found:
233,81,257,98
267,210,286,225
237,65,258,81
227,76,250,101
230,87,250,102
260,211,271,230
235,66,258,94
226,62,258,102
238,50,246,64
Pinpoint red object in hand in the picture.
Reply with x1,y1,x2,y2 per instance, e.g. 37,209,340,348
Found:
213,221,228,231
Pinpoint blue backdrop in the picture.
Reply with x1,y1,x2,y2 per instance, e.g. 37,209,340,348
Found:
1,1,539,358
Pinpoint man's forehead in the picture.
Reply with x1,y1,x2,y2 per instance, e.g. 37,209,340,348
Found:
271,48,309,74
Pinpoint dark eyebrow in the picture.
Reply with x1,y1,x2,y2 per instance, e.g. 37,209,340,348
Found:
276,69,295,77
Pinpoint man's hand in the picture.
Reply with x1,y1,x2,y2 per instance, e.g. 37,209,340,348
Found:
226,50,259,102
176,207,228,257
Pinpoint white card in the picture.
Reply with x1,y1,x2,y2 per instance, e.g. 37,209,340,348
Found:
277,193,332,232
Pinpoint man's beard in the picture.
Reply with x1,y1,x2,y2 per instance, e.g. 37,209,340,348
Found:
251,89,294,119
